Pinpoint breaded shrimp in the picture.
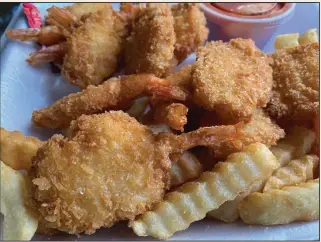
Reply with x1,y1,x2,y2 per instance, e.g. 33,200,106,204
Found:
32,74,188,129
210,109,285,159
166,63,195,91
192,39,273,123
125,3,176,77
267,43,319,123
0,128,44,170
65,3,112,22
29,111,240,234
62,8,128,88
46,4,112,30
171,3,209,63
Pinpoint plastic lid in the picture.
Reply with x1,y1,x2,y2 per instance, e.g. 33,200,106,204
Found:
213,3,278,16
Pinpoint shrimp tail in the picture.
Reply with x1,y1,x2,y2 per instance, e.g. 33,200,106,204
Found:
6,26,66,46
46,6,74,33
158,122,244,155
26,42,68,66
6,29,40,42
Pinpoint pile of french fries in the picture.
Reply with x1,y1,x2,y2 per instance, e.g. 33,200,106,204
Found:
0,29,319,240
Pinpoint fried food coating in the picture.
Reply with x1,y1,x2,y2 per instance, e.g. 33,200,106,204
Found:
65,3,112,22
32,74,188,129
171,3,209,63
209,109,285,159
29,112,168,234
151,102,188,131
124,3,176,77
267,43,319,123
62,8,128,88
166,63,194,91
0,128,44,170
29,111,240,234
193,39,273,123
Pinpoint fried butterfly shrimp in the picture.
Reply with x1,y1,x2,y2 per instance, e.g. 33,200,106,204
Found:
0,128,44,170
6,26,66,46
29,111,240,234
171,3,208,63
267,43,319,123
32,74,188,129
130,143,279,239
46,4,112,30
125,3,176,77
62,9,128,88
193,39,273,123
213,109,285,159
239,179,319,225
64,3,112,23
26,42,67,66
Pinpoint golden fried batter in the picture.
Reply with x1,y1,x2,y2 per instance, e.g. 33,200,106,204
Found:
166,64,194,91
32,74,188,129
62,8,128,88
193,39,273,123
212,109,285,159
267,43,319,123
124,3,176,77
29,111,240,234
65,3,112,22
0,128,44,170
151,102,188,131
171,3,209,63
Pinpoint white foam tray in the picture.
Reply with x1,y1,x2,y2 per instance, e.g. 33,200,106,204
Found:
0,3,319,240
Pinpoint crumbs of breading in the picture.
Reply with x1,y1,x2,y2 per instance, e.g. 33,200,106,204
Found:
62,8,128,88
64,3,112,22
166,64,195,90
29,111,170,234
212,109,285,159
267,43,319,123
171,3,209,63
192,38,273,123
125,3,176,77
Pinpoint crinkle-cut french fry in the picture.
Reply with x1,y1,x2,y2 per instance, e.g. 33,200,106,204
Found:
207,180,265,223
129,143,279,239
263,155,318,192
299,29,319,45
274,33,299,49
1,161,38,240
239,179,319,225
171,151,203,187
270,126,315,166
0,128,44,170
